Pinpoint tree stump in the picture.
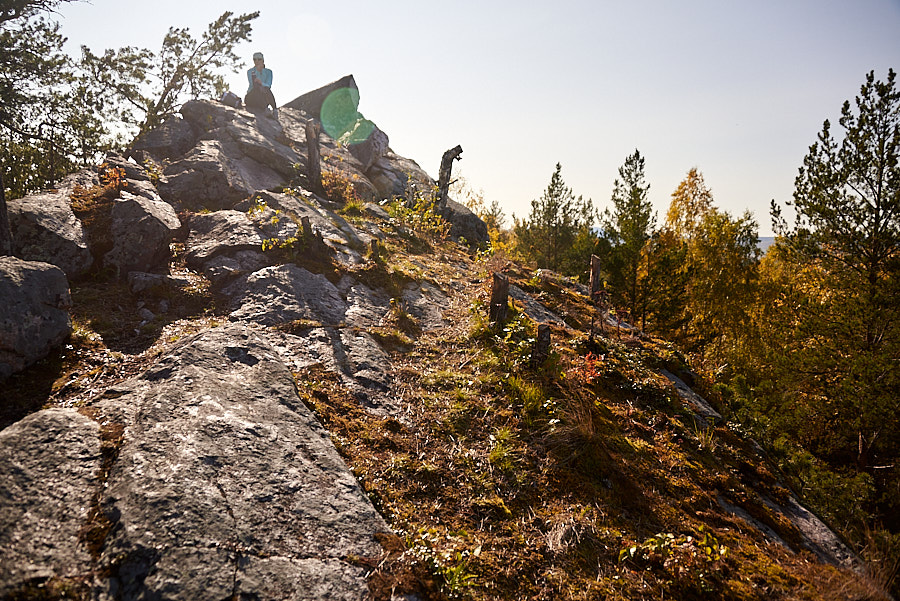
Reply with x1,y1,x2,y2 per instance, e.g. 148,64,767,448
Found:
489,272,509,323
437,145,463,209
530,323,551,366
305,121,323,196
369,239,380,262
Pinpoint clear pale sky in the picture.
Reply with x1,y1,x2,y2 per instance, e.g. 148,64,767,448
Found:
58,0,900,235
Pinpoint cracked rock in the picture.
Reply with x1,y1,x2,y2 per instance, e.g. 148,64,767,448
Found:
91,323,388,600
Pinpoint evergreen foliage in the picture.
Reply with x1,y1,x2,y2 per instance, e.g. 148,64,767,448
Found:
79,11,258,135
0,0,107,197
513,163,597,278
1,3,256,200
599,149,655,323
760,68,899,508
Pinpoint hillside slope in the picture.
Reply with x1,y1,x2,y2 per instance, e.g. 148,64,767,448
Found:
0,85,889,600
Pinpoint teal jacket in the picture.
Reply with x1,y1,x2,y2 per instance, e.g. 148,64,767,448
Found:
247,67,273,92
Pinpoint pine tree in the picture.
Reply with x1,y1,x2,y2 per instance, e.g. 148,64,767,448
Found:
601,149,655,323
770,68,900,472
514,163,597,275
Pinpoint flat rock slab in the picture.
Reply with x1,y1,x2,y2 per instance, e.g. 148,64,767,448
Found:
402,281,448,331
92,323,388,601
264,327,398,417
225,264,347,326
509,284,568,328
0,408,101,596
660,369,723,426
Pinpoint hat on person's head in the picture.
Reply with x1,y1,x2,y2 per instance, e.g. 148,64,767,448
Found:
253,52,264,61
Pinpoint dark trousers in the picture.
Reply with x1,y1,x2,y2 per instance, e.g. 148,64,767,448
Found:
245,86,276,111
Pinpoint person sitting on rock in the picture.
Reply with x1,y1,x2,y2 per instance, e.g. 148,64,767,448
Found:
245,52,277,118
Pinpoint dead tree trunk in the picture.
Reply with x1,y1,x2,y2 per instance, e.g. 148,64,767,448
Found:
305,121,323,196
0,171,12,256
530,324,551,366
437,145,463,209
489,272,509,323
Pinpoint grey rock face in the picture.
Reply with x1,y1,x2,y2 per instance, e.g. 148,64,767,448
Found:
225,264,347,326
91,323,388,600
402,281,448,331
509,284,567,328
7,188,93,279
660,369,723,427
0,408,101,596
185,210,264,269
264,327,398,416
367,151,433,200
245,191,369,266
0,257,71,380
344,281,391,328
158,101,301,211
283,74,359,121
131,115,199,160
439,197,489,245
160,139,267,211
103,191,181,276
347,124,389,171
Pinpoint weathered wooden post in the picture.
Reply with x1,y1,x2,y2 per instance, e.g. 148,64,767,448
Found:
437,145,463,209
0,172,12,256
369,238,380,262
530,323,551,366
305,121,323,196
489,272,509,323
300,216,313,239
590,254,603,336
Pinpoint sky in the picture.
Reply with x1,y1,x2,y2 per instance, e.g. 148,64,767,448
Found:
57,0,900,236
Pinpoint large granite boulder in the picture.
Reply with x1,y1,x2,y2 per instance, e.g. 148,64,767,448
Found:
90,323,389,600
103,190,181,276
439,196,489,245
7,187,93,279
158,101,301,211
367,150,434,200
159,139,281,211
0,257,71,380
130,114,199,160
283,74,358,121
0,408,101,597
0,323,391,599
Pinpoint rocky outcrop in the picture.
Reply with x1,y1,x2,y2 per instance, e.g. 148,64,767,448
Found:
7,157,182,280
131,114,199,159
0,257,71,380
156,101,302,211
185,210,264,275
0,323,389,600
103,190,181,276
7,186,94,279
225,264,347,326
283,74,358,121
139,80,488,243
440,197,489,246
